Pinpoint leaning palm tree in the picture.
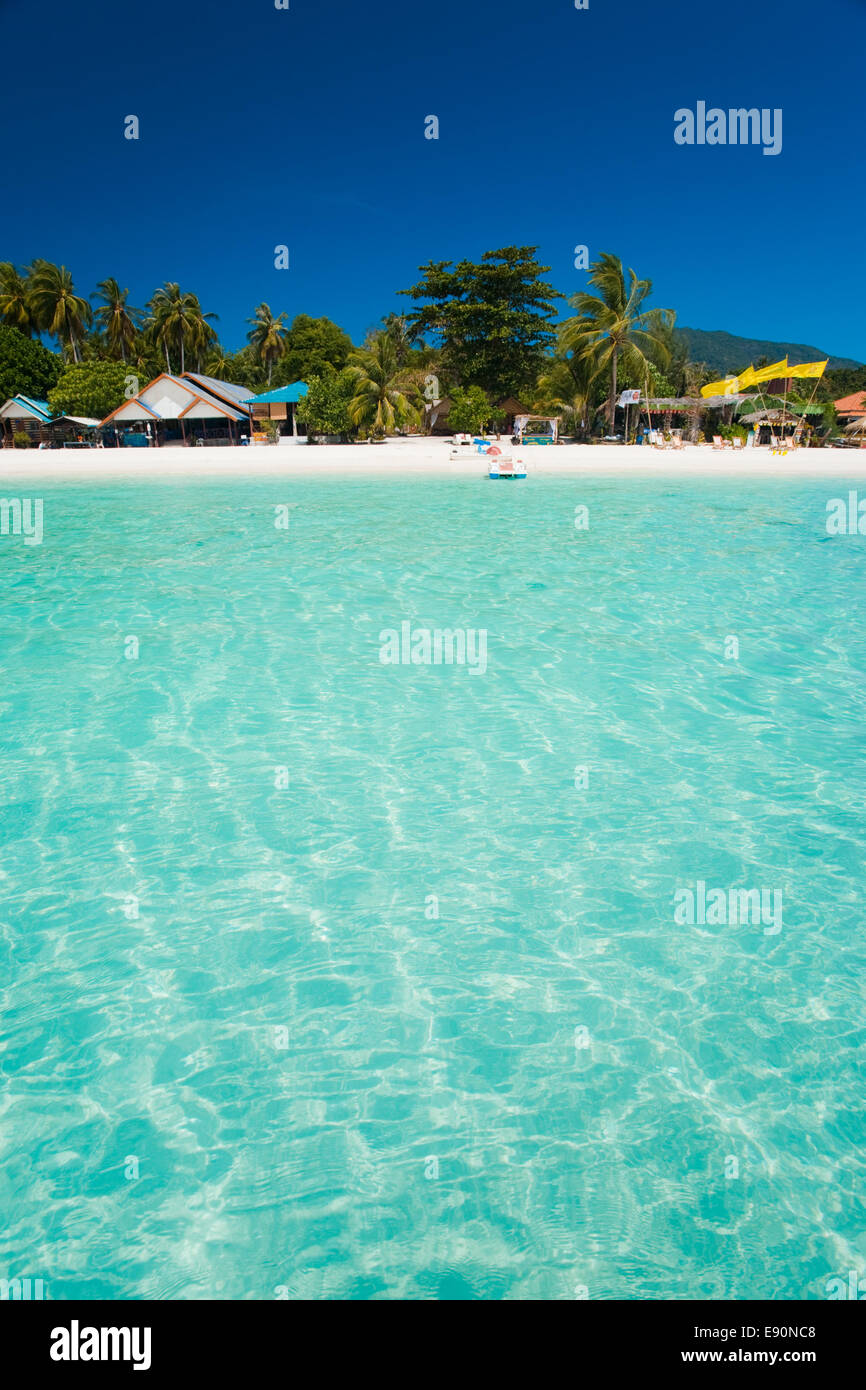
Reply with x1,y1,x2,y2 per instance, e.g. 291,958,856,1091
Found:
92,278,143,362
146,283,217,374
0,262,36,336
246,303,288,386
27,261,92,362
561,252,673,434
345,333,420,435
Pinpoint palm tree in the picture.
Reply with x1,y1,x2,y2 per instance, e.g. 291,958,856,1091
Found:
0,263,36,336
27,261,92,362
382,312,420,366
536,345,601,441
246,303,288,387
345,334,420,436
561,252,672,434
92,278,143,362
146,283,218,374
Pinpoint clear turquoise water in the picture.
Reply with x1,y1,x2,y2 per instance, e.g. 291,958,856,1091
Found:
1,475,865,1301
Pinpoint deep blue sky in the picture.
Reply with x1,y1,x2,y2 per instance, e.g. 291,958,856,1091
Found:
2,0,863,359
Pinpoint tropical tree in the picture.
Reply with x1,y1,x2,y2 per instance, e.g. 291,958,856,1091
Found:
246,303,288,387
27,261,92,363
48,359,128,421
92,278,143,362
345,333,420,436
382,312,421,366
271,314,353,388
447,385,494,435
295,368,355,438
535,345,602,440
205,345,264,390
0,263,36,336
561,252,673,433
146,283,217,374
400,246,561,398
0,325,62,401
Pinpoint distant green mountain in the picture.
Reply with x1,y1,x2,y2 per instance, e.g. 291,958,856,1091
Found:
674,328,861,375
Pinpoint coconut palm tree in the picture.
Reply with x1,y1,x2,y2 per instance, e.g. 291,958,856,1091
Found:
92,278,143,362
345,333,420,436
246,303,288,387
27,261,92,362
561,252,673,434
146,283,218,374
382,312,421,366
0,263,36,336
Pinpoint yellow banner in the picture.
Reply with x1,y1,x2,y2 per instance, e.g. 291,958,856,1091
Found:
737,366,759,389
701,376,739,398
787,360,828,379
748,358,789,384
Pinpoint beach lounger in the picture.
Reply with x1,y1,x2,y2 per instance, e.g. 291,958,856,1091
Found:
712,435,725,450
732,437,744,449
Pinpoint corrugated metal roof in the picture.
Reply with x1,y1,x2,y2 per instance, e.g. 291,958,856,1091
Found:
182,373,254,407
4,395,53,420
243,382,309,405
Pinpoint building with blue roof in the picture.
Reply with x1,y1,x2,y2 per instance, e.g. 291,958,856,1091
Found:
0,394,53,444
242,382,308,439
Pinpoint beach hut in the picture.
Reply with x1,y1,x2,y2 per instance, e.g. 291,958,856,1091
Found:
498,396,530,434
0,394,52,445
242,382,308,439
100,373,253,445
46,415,103,447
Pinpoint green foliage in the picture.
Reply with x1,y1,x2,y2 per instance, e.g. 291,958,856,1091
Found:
13,431,30,448
92,278,144,361
400,246,560,398
27,261,93,362
821,365,866,401
562,252,673,432
447,386,493,435
0,325,62,401
345,335,420,435
272,315,353,387
48,359,129,421
204,345,264,390
247,303,288,386
146,283,217,374
0,263,37,336
295,369,354,437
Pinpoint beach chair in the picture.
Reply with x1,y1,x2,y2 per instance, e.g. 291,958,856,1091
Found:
712,435,725,450
653,433,668,449
732,436,744,449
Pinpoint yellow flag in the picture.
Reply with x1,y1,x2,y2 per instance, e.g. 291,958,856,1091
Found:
737,366,759,389
787,360,828,380
748,358,789,384
701,376,739,398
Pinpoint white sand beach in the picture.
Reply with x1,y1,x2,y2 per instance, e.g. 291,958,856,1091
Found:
2,437,866,479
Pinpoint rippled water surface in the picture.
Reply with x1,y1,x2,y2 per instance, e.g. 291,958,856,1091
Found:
1,475,865,1300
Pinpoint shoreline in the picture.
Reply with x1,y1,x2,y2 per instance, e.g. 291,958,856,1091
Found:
2,439,866,480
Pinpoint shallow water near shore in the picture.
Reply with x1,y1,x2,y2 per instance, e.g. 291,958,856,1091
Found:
1,476,864,1300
